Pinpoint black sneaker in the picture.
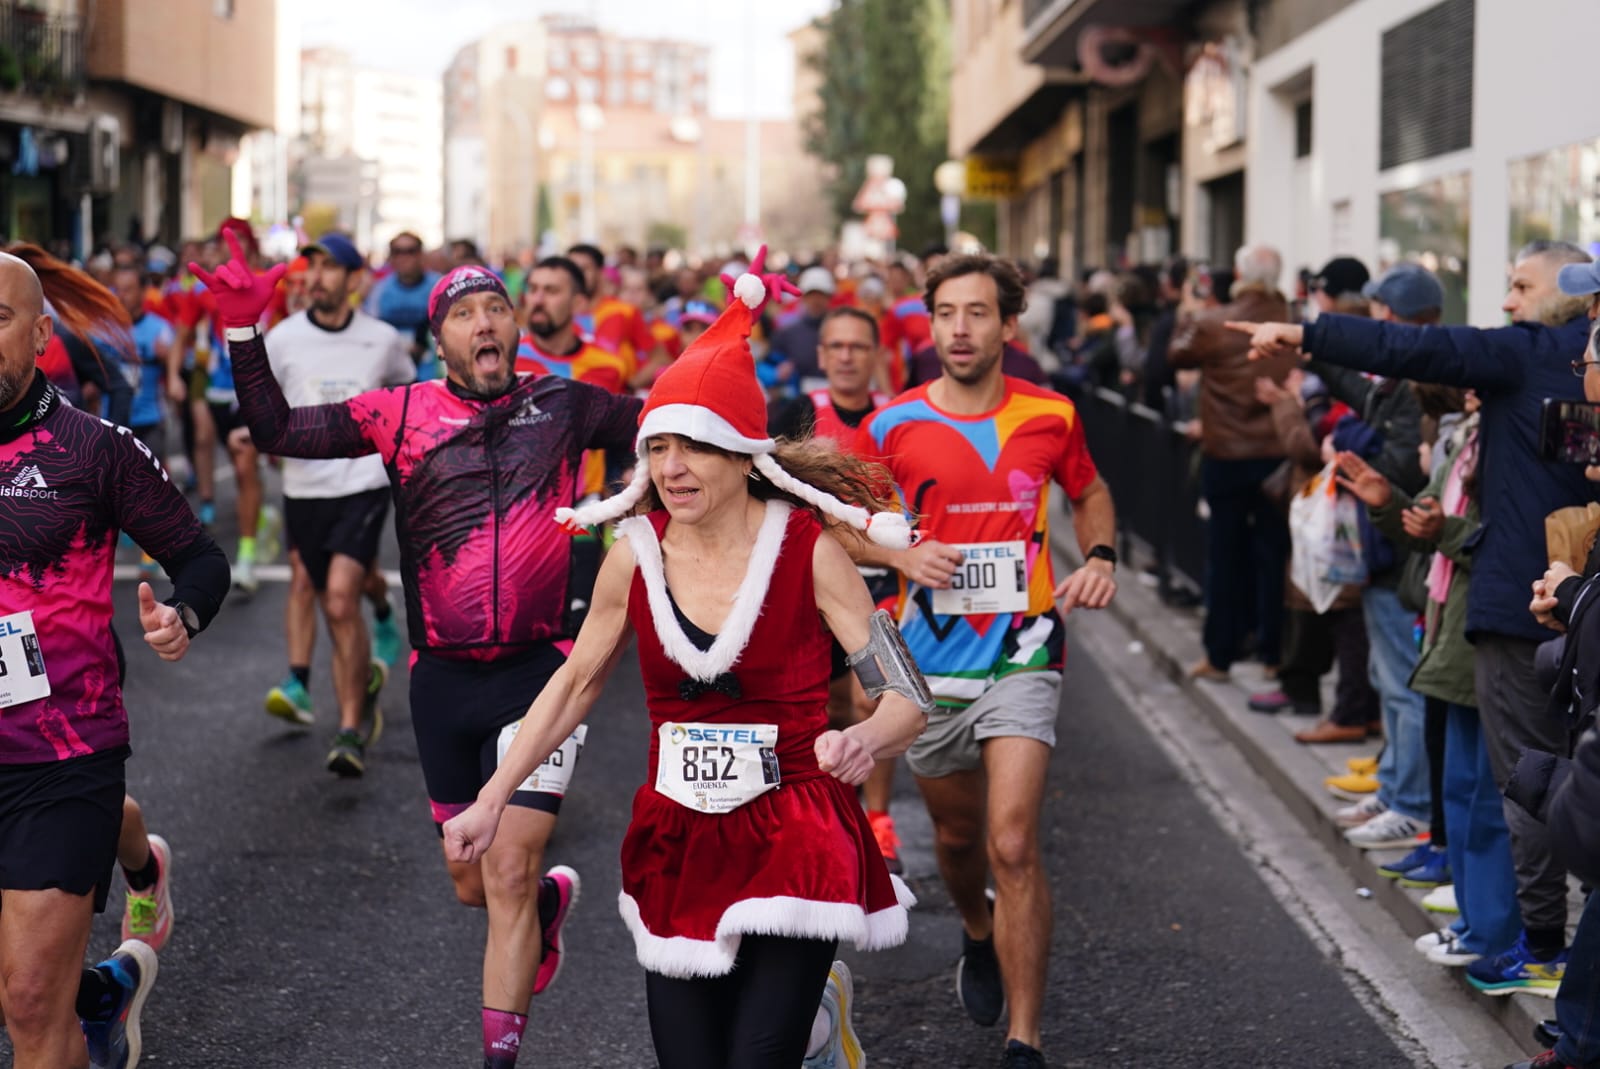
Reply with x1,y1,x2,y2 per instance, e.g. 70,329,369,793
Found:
1001,1040,1046,1068
957,928,1005,1027
326,729,365,778
1534,1019,1562,1049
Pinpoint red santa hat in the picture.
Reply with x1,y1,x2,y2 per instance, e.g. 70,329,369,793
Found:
554,266,912,549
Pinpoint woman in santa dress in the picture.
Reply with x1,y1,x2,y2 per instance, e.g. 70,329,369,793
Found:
443,256,929,1069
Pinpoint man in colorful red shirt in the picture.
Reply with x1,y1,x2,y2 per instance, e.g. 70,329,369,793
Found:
856,254,1116,1069
566,244,666,388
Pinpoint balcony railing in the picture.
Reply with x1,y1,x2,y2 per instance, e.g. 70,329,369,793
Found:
0,3,86,100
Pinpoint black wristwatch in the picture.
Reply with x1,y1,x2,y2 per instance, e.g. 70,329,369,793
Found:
1086,544,1118,568
167,600,200,639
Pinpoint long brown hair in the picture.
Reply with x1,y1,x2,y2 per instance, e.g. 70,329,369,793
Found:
634,436,903,524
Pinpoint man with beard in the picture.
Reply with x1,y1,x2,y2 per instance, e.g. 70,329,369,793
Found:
197,233,641,1069
258,234,415,777
0,249,229,1069
514,256,629,625
856,254,1117,1069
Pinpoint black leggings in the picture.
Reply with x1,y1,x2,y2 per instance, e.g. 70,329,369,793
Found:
645,935,838,1069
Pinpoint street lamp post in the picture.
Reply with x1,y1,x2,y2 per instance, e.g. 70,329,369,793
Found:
934,160,966,247
576,84,605,244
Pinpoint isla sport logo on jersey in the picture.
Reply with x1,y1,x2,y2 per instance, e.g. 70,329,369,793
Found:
1,464,57,500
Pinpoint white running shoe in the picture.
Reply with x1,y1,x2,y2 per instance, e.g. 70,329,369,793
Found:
1422,884,1459,914
1334,794,1387,828
1345,810,1427,850
1413,926,1457,955
1425,932,1481,967
232,557,258,595
802,960,864,1069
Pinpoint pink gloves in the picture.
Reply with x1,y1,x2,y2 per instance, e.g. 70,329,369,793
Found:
187,229,288,329
720,245,801,313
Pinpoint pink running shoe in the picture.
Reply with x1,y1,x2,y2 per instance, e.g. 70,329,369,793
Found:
533,865,580,996
121,835,174,952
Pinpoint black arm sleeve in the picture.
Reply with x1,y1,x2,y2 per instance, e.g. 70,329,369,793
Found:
158,533,229,632
228,332,381,459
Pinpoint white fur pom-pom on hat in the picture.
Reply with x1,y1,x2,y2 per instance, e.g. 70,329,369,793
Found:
733,272,766,310
865,511,913,550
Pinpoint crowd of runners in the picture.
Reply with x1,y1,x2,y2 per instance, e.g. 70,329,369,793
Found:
0,219,1119,1069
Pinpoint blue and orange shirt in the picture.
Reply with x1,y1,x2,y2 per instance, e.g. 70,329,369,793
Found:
857,377,1098,707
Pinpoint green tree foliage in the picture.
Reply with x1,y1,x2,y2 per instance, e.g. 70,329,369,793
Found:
804,0,950,253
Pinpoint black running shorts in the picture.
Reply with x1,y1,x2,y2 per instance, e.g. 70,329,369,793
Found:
284,489,390,590
411,645,571,832
0,745,128,912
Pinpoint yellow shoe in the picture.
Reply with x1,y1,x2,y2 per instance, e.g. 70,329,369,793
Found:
1346,755,1379,776
1325,771,1379,802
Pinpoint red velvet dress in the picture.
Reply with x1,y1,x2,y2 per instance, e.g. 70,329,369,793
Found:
614,500,911,979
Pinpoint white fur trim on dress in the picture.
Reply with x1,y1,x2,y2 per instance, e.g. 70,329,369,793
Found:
638,403,775,456
618,887,913,979
554,464,652,531
615,499,791,682
751,453,913,550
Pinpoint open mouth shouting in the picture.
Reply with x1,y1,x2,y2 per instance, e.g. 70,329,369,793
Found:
472,339,505,373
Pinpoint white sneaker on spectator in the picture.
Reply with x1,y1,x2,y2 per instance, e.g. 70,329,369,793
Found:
1425,933,1480,967
1422,885,1458,914
1344,810,1426,849
1335,795,1387,828
1414,927,1457,955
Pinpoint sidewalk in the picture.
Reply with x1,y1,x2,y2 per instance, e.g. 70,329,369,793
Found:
1049,512,1560,1061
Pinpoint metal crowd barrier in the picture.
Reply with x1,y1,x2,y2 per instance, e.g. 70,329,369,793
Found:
1070,386,1207,600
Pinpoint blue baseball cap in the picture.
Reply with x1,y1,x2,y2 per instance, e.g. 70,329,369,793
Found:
1558,258,1600,297
301,232,363,272
1361,263,1444,319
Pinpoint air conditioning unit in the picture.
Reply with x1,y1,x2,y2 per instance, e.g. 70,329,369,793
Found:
90,115,119,193
161,100,183,155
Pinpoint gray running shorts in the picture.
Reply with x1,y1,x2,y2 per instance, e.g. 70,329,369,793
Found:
905,670,1063,779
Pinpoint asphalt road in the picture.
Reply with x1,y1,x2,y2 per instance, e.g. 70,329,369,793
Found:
2,508,1418,1068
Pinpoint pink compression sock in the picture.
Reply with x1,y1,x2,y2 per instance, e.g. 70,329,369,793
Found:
483,1007,527,1069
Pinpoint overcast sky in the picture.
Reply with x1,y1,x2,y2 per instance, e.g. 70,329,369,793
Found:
296,0,834,118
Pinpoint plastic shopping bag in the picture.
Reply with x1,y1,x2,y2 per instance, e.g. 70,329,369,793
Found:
1288,463,1366,613
1324,491,1368,586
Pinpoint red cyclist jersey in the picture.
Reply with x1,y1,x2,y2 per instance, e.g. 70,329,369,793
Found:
229,333,641,660
807,389,889,451
591,297,655,379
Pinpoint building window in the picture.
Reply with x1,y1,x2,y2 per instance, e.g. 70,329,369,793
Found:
607,78,624,106
1379,172,1471,323
1294,99,1312,159
549,48,567,71
631,79,652,105
1380,0,1473,169
1509,137,1600,255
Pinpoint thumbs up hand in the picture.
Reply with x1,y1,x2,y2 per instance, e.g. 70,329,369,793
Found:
138,582,188,662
